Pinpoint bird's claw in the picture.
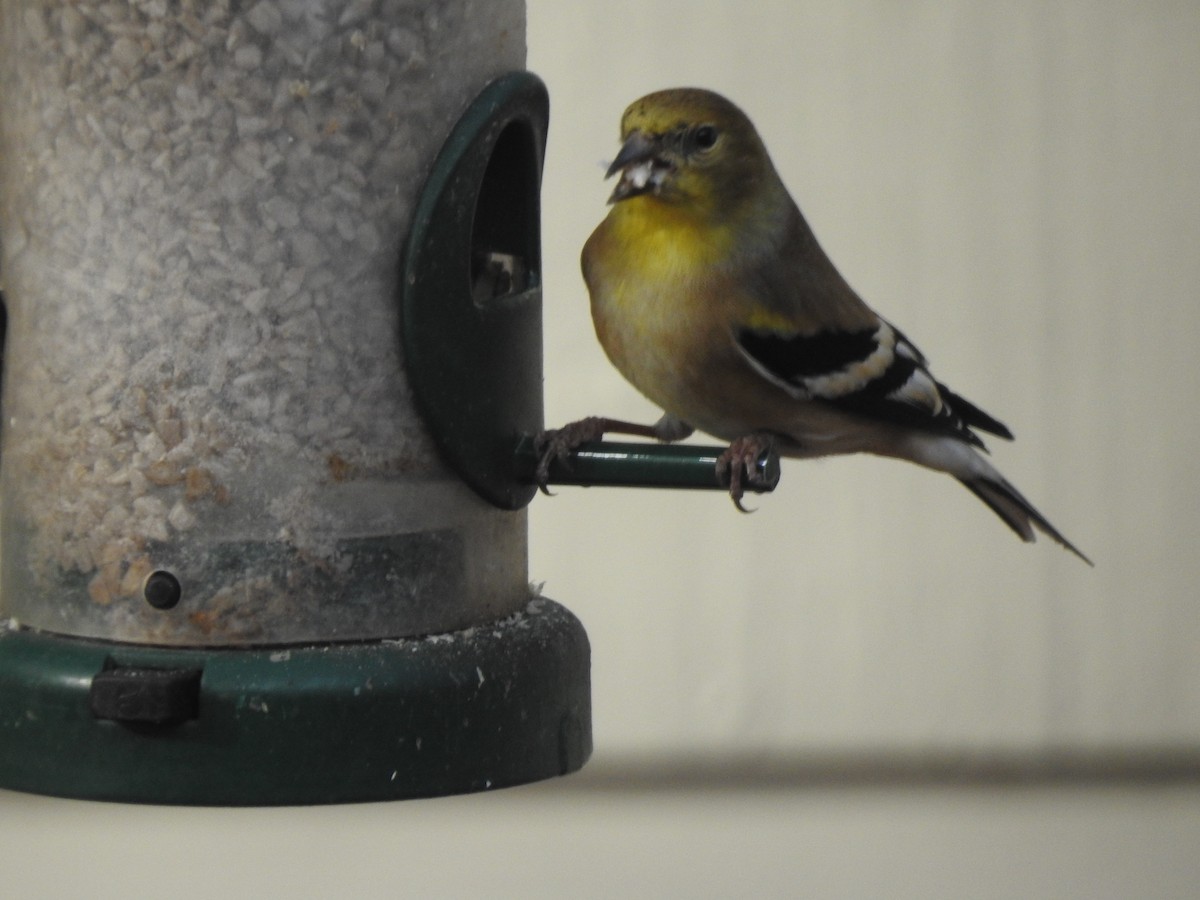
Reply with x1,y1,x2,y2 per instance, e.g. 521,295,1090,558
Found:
716,434,776,513
533,416,611,494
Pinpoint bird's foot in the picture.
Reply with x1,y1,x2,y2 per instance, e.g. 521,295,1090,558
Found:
716,433,776,513
532,416,613,494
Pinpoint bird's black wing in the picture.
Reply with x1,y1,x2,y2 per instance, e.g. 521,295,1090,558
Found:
734,321,1012,447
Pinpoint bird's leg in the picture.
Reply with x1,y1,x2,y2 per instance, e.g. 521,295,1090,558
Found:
534,416,668,493
716,433,777,513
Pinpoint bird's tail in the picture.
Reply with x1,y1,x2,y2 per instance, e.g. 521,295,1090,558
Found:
896,432,1091,564
958,474,1092,566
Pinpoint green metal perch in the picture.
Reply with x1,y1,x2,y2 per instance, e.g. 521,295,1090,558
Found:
514,437,782,493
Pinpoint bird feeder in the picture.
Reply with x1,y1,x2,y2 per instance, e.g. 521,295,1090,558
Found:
0,1,588,805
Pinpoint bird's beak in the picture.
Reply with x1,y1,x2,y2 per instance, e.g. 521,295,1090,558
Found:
605,130,667,203
606,130,658,178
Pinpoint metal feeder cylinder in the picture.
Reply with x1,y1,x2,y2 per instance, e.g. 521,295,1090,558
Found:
0,1,588,805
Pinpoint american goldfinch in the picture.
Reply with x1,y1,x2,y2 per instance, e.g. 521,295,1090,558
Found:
539,87,1089,564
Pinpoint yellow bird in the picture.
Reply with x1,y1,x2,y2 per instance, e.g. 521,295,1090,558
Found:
539,87,1090,564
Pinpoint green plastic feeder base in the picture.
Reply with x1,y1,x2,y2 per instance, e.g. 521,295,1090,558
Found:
0,598,590,805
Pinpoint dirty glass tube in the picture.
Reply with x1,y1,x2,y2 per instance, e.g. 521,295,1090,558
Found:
0,0,528,645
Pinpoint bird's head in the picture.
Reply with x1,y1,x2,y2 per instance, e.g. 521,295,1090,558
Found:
605,88,780,222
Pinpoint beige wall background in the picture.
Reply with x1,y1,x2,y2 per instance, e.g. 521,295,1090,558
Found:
2,2,1198,897
532,0,1200,761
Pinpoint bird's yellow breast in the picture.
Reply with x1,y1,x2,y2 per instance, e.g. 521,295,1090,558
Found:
584,199,723,364
581,199,748,430
594,196,737,281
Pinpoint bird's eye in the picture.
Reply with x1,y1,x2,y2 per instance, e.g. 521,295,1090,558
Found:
692,125,719,151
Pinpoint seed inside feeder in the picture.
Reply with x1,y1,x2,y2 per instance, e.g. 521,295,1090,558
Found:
0,0,530,645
